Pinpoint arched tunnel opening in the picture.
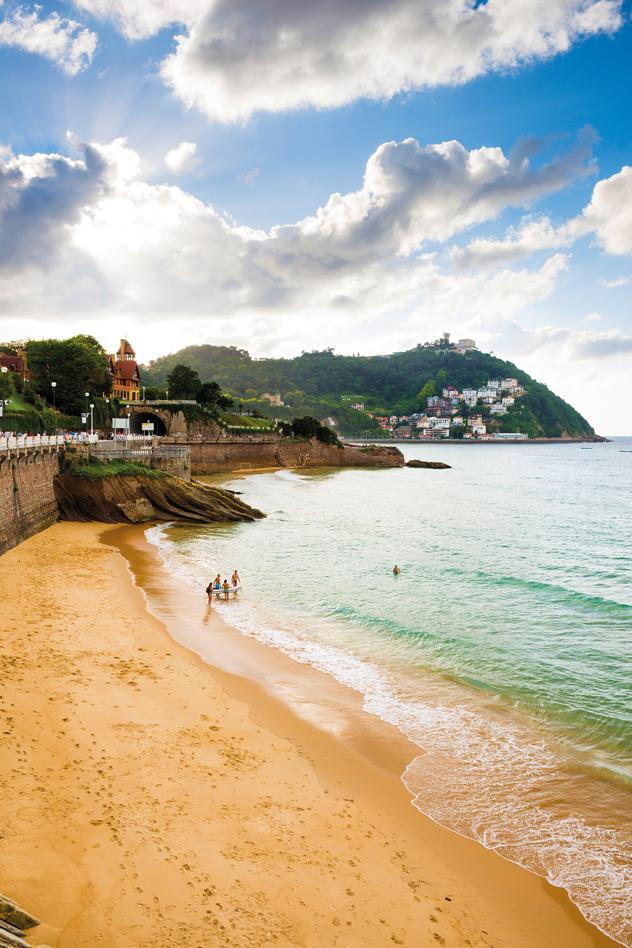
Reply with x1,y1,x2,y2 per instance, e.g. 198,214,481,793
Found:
129,412,168,436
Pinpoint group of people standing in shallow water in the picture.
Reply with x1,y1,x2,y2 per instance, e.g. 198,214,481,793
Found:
206,570,240,604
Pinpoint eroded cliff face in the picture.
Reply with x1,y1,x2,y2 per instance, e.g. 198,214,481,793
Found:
190,439,405,474
54,473,264,524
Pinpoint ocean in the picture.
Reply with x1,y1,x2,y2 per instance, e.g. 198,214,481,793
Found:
147,439,632,945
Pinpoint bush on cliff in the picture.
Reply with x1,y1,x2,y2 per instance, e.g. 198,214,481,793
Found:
280,416,341,446
64,458,168,480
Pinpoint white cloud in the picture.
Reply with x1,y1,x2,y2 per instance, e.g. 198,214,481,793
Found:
71,0,201,40
0,5,97,75
0,141,109,270
579,165,632,254
239,167,261,187
455,163,632,269
585,312,603,321
599,275,630,288
520,325,632,360
452,216,575,269
164,141,200,175
72,0,622,121
0,134,580,349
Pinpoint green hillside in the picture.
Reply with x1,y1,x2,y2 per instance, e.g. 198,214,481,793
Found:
141,344,595,438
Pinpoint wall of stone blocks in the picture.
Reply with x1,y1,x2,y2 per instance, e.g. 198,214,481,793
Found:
0,450,60,557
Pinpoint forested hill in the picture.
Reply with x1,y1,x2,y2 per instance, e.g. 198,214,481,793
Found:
141,344,594,438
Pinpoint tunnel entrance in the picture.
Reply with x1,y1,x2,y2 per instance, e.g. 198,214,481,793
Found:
129,411,168,436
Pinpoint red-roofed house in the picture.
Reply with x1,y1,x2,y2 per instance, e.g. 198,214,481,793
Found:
108,339,141,402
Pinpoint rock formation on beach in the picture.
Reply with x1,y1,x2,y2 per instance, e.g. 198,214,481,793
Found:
54,472,264,524
406,459,451,469
0,892,42,947
189,439,405,473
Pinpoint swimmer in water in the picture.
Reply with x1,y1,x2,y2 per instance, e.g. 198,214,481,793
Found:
393,565,401,575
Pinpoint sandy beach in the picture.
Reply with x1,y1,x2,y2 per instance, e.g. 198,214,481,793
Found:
0,522,620,948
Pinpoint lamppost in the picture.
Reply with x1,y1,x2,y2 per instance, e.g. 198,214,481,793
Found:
0,367,8,419
51,380,57,409
89,403,94,439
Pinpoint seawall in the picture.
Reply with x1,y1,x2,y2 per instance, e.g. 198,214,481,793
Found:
189,439,404,474
0,449,60,556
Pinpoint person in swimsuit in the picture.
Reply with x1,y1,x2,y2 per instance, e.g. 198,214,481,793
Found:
205,580,214,605
213,575,222,599
231,569,240,587
222,578,231,600
393,565,401,575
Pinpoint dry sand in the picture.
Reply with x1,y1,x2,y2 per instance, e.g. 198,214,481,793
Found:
0,522,619,947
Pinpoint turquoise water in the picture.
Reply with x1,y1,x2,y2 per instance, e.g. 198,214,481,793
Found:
150,439,632,944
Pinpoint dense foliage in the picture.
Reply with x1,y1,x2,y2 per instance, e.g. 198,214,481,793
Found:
25,335,111,415
1,408,81,434
142,344,594,437
280,416,341,445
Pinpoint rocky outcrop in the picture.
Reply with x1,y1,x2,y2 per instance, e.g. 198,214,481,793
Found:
0,893,42,947
54,473,264,524
190,439,405,474
406,459,451,469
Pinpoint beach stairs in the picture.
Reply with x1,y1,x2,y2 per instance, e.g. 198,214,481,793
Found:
0,894,44,947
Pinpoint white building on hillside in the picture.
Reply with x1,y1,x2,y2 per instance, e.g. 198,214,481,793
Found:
455,338,476,353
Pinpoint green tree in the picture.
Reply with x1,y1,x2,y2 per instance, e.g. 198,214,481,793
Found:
197,381,222,407
26,336,111,415
0,371,13,400
166,364,202,399
416,379,436,403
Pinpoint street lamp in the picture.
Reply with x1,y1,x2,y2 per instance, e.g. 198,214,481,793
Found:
89,403,94,438
0,367,10,419
0,368,9,419
51,380,57,409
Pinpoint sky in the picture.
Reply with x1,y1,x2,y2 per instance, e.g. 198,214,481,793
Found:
0,0,630,433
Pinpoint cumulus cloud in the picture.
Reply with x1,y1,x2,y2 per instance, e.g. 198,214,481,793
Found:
452,216,575,269
71,0,622,121
579,165,632,254
71,0,201,40
0,140,108,270
164,141,200,175
599,275,630,288
0,133,581,340
0,5,97,75
455,163,632,269
522,325,632,360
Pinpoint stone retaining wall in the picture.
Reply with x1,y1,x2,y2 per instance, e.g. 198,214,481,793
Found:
0,449,60,556
189,439,404,474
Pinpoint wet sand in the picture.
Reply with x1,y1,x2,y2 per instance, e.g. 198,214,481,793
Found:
0,522,620,947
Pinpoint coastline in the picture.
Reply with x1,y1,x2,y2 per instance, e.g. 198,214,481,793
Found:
343,437,607,445
0,522,621,947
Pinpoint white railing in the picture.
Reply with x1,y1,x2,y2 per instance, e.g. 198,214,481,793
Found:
0,433,67,452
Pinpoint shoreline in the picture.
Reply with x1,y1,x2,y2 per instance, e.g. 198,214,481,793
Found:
343,437,608,445
0,521,620,947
